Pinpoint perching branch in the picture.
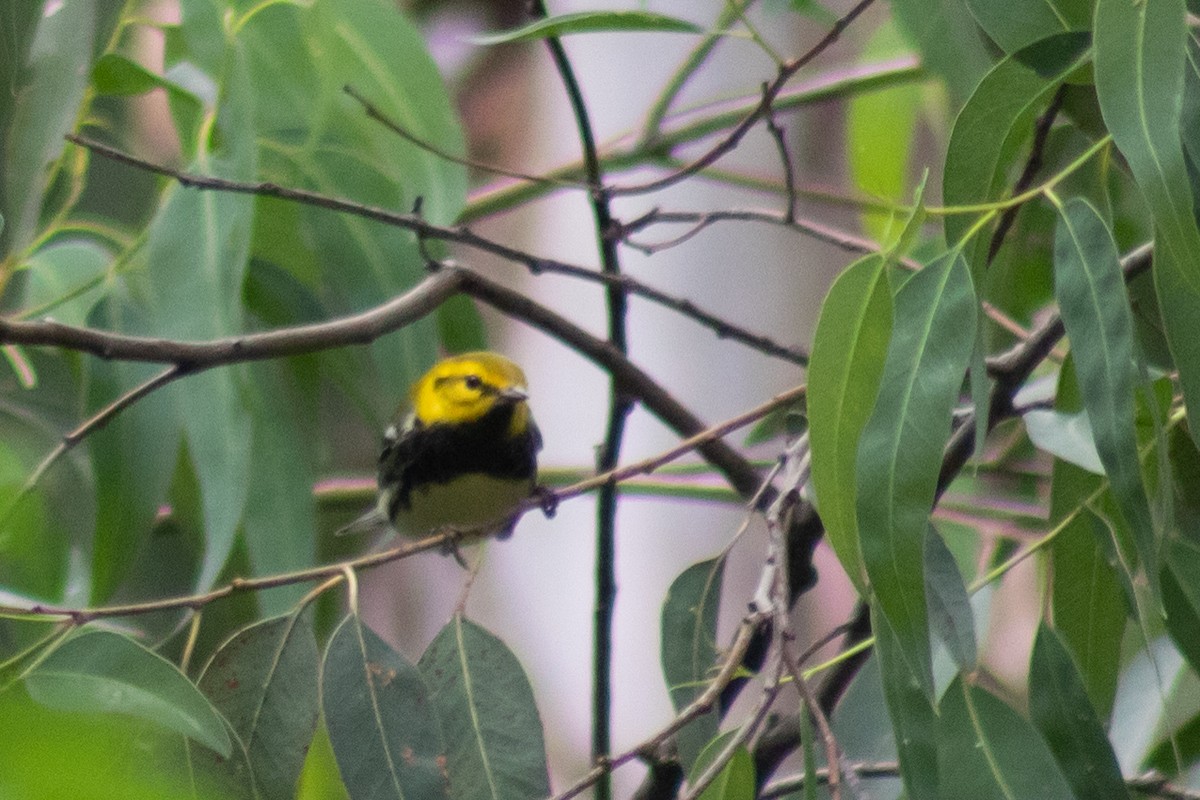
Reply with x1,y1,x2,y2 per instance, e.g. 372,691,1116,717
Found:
0,380,802,624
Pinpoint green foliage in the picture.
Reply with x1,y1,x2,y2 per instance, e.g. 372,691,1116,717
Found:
418,616,552,800
660,558,726,773
24,628,232,756
808,254,890,590
2,0,1200,798
322,613,450,799
470,11,706,44
856,253,977,699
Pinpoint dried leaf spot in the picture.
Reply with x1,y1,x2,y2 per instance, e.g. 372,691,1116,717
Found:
402,746,416,764
367,660,397,688
225,677,240,690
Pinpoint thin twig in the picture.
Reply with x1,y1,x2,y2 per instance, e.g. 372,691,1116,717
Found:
760,761,899,798
680,657,784,800
5,364,186,521
546,616,765,800
985,85,1067,265
607,0,878,197
5,530,453,623
466,55,923,221
779,637,849,800
762,90,798,223
638,0,754,144
0,265,466,365
343,83,581,189
63,134,803,366
552,384,805,505
755,241,1157,776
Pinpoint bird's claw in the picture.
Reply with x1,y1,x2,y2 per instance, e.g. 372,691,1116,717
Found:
533,486,558,519
439,529,469,569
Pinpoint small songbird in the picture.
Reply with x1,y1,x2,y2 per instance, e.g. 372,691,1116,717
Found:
339,351,545,541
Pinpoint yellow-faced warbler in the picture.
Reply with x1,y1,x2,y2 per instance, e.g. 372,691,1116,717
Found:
340,351,550,541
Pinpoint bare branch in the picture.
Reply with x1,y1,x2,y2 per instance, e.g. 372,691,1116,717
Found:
553,384,805,505
0,379,795,623
457,268,766,500
607,0,878,197
763,90,798,223
64,134,803,366
0,268,465,366
465,55,923,221
343,83,581,189
5,365,186,522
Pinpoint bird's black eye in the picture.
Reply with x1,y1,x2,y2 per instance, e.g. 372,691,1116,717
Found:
464,375,483,390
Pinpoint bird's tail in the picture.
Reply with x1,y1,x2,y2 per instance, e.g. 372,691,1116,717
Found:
335,506,391,537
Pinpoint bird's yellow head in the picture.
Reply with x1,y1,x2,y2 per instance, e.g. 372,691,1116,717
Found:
410,351,532,436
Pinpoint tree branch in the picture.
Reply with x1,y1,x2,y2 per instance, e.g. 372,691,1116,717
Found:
63,134,803,366
606,0,878,197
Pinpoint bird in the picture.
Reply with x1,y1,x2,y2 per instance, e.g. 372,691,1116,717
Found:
338,351,550,545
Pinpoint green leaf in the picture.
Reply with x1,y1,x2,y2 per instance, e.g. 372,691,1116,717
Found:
241,363,317,614
943,33,1091,264
1053,197,1158,601
417,615,551,800
690,732,755,800
660,558,725,772
0,439,54,599
23,629,232,757
1162,424,1200,673
0,684,235,800
1028,625,1131,800
1183,35,1200,180
322,614,449,800
437,295,488,355
1095,0,1200,453
890,0,994,102
198,610,321,800
17,238,111,327
1050,510,1127,718
873,603,938,800
470,11,705,45
1048,357,1126,719
938,676,1076,800
1164,537,1200,671
238,0,459,408
0,1,98,257
135,39,256,592
964,0,1092,53
92,52,173,96
925,526,976,669
85,299,182,603
856,254,976,698
848,21,922,243
297,720,352,800
808,255,891,590
1023,408,1104,473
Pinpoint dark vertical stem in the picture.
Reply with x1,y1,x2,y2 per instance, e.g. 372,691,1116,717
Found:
532,4,630,799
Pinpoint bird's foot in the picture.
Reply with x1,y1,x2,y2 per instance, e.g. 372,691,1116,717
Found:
533,485,559,519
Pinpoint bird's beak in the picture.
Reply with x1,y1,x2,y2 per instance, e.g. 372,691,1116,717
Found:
499,387,528,403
